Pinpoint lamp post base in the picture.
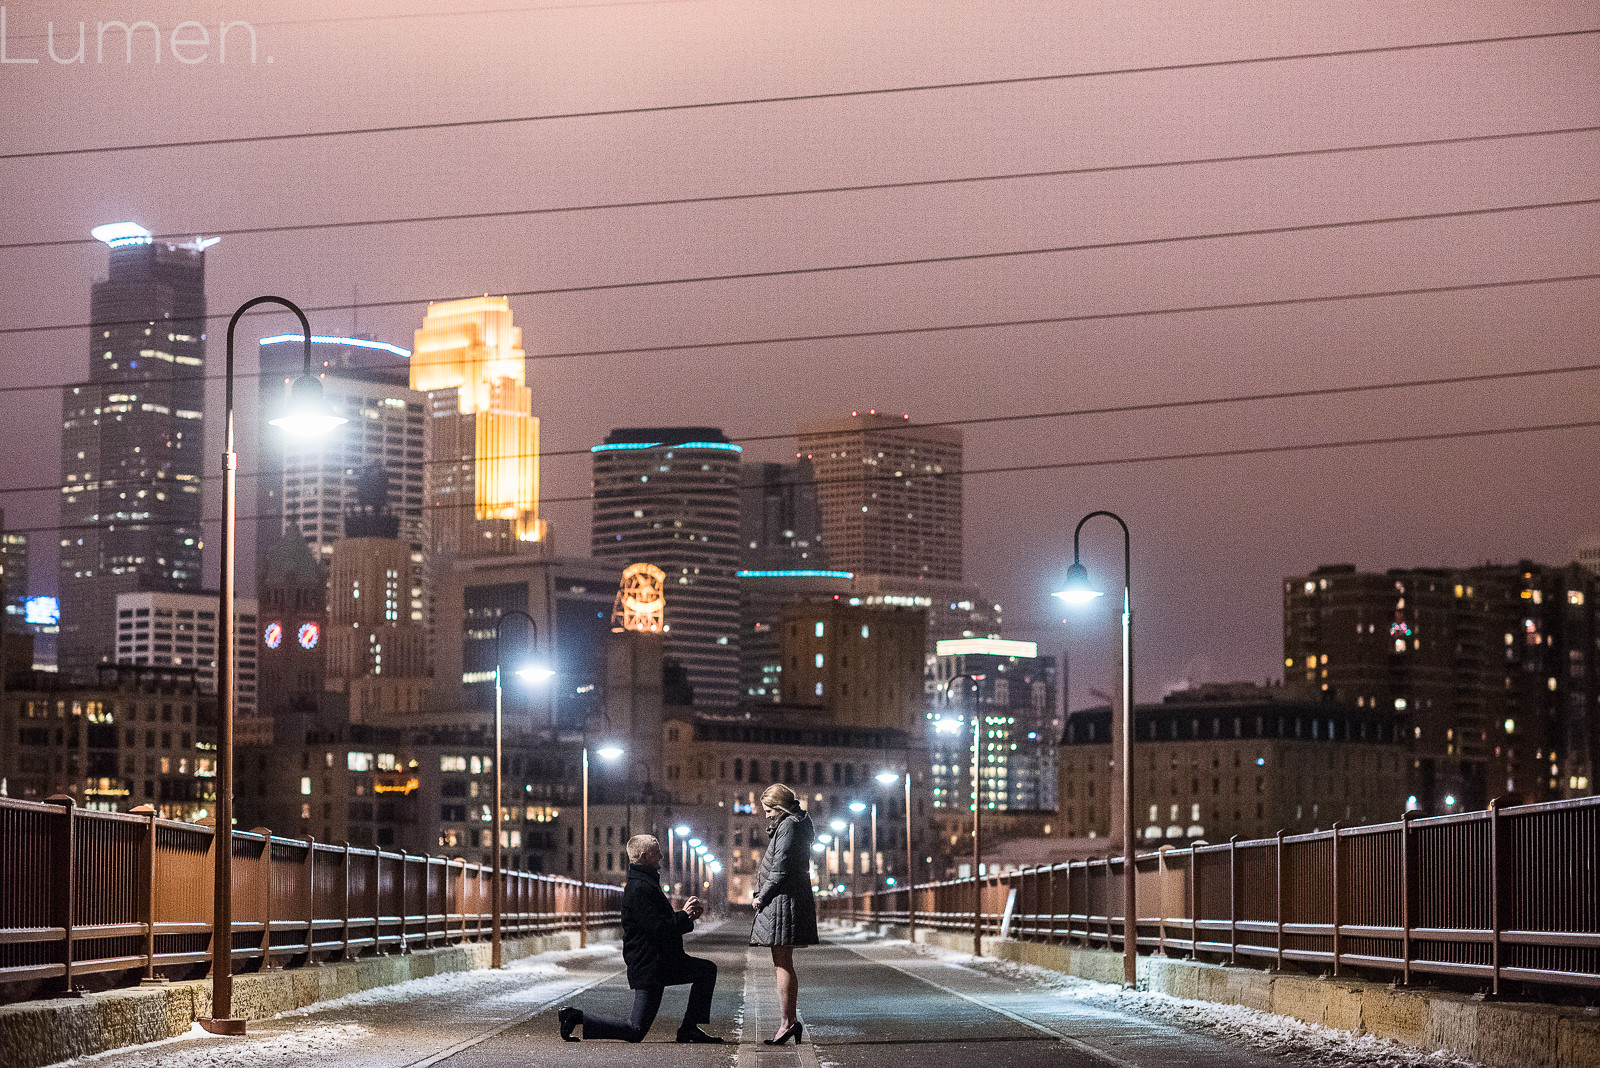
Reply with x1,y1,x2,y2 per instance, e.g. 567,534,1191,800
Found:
199,1018,247,1036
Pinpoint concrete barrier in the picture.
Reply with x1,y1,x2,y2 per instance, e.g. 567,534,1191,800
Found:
853,924,1600,1068
0,928,620,1068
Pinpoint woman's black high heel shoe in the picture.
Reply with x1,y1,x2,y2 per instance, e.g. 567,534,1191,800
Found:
764,1023,803,1045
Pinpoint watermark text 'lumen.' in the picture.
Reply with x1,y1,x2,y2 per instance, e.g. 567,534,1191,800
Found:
1,7,266,65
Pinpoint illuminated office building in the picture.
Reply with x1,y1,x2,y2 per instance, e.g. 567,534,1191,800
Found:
257,334,425,624
0,509,29,634
927,638,1058,812
797,410,963,583
412,297,545,560
59,223,214,675
114,590,259,718
592,428,741,705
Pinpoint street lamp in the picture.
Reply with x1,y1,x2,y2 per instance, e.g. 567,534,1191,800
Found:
1054,509,1136,988
946,673,982,956
201,298,345,1037
490,609,551,969
876,770,913,937
672,824,691,893
582,741,624,946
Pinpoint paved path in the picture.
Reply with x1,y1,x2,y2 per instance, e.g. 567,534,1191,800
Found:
57,924,1476,1068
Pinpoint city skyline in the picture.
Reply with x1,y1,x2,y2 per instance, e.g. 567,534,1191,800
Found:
0,1,1596,711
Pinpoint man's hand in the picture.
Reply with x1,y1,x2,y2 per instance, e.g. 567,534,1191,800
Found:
684,897,703,920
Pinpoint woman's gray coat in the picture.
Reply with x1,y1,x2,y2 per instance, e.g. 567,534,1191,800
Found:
749,810,820,947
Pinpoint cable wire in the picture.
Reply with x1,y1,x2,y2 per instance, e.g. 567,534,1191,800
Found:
4,354,1599,498
4,27,1594,161
5,123,1596,253
1,198,1595,352
14,415,1600,538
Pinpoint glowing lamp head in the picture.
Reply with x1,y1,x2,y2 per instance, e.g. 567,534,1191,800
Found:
595,745,624,762
269,375,348,438
674,824,691,836
830,819,847,833
1052,562,1103,606
515,664,555,683
693,844,707,855
812,842,826,853
848,801,866,814
875,771,899,785
687,838,701,848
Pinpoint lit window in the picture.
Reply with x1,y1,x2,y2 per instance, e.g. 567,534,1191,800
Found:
861,625,870,639
814,682,824,697
1394,698,1407,711
1505,719,1515,733
814,653,824,668
814,621,824,638
300,776,312,795
347,752,374,772
1569,591,1585,606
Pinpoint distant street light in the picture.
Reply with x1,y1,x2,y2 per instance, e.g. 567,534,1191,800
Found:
1054,509,1136,988
201,298,345,1038
582,741,624,946
875,770,915,938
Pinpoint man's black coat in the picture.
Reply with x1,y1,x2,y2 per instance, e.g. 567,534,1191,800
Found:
620,862,695,989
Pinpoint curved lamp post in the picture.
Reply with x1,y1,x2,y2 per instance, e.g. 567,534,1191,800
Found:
490,609,553,968
201,298,346,1036
1054,509,1136,988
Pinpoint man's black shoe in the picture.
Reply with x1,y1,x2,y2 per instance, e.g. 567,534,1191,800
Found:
558,1007,583,1042
675,1025,724,1044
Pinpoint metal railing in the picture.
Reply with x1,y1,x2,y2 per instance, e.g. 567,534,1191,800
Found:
823,794,1600,993
0,795,623,998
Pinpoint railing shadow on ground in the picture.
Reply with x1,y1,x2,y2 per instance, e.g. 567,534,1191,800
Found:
0,795,623,1002
821,794,1600,997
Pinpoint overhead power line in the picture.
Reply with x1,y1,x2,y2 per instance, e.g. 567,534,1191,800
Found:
7,355,1599,497
0,197,1595,353
3,27,1595,161
12,416,1600,538
4,123,1595,253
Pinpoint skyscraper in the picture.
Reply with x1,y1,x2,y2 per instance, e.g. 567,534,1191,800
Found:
257,333,425,623
739,460,824,570
113,590,259,718
0,508,29,634
591,428,742,705
797,410,963,583
412,297,545,560
60,223,213,675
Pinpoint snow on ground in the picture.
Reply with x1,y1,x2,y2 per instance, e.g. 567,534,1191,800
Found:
53,943,624,1068
55,1023,374,1068
901,938,1481,1068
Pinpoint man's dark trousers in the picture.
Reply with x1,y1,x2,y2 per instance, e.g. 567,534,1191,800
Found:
581,957,717,1041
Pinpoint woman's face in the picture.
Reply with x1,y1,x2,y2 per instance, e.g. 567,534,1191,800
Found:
762,801,782,820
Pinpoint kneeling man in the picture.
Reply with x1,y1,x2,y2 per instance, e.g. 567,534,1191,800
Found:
559,833,723,1044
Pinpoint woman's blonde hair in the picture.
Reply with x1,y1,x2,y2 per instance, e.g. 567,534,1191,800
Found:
760,783,800,814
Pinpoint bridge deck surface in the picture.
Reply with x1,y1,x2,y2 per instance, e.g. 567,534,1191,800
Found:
57,924,1473,1068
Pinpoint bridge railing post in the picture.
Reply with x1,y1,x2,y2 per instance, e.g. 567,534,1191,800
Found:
1400,811,1414,986
45,795,78,997
1275,829,1284,972
132,804,158,982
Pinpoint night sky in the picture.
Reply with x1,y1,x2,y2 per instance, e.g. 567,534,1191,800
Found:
1,0,1597,708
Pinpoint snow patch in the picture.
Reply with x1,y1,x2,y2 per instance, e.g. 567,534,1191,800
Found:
905,941,1480,1068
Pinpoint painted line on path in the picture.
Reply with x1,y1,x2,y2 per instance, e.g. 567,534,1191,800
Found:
836,941,1138,1068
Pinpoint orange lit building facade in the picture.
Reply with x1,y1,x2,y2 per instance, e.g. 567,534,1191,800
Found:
412,297,546,558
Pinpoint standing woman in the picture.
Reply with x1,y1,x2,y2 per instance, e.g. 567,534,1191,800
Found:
749,783,818,1044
